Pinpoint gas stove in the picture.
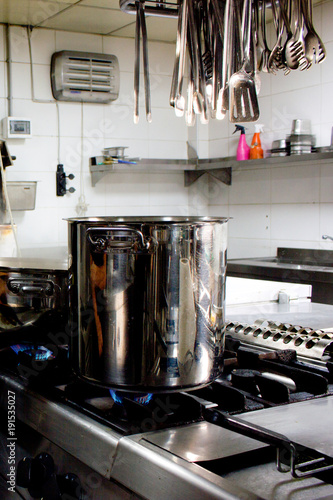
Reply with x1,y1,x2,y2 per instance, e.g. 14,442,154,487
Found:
0,318,333,500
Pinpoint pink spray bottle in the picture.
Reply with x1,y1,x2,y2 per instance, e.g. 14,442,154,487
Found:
233,125,250,161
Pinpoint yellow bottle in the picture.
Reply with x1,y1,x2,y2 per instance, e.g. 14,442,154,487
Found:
250,124,264,160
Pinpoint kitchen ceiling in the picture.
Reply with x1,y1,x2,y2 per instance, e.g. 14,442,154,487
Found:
0,0,327,44
0,0,178,42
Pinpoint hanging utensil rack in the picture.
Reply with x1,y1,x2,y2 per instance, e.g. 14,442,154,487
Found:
120,0,179,17
120,0,326,125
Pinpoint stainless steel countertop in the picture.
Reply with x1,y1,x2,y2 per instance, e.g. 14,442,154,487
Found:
226,300,333,331
227,257,333,284
239,397,333,459
0,247,69,271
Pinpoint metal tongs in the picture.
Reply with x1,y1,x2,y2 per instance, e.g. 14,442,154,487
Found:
134,0,152,123
170,0,188,116
228,0,259,122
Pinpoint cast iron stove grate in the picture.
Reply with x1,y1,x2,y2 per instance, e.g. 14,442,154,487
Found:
1,329,332,438
189,335,333,413
60,381,204,435
0,345,205,435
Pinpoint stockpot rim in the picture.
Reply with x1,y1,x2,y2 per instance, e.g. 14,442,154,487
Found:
65,216,229,224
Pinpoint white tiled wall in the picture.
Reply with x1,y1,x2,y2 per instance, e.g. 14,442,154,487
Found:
207,1,333,259
1,24,190,251
1,1,333,261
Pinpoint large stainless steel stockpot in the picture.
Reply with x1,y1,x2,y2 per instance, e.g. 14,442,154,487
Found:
67,217,228,392
0,255,68,333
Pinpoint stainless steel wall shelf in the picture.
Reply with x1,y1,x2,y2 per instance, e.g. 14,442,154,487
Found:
230,150,333,168
89,151,333,188
89,156,232,187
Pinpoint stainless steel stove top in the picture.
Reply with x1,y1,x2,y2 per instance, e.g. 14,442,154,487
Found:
1,370,333,500
0,316,333,500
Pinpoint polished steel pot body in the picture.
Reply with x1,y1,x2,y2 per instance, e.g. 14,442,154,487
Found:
0,259,68,331
68,217,228,392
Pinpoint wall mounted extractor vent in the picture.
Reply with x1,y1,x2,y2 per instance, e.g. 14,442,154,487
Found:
51,51,119,103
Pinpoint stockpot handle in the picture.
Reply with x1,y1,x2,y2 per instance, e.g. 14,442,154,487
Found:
7,279,54,297
87,227,156,252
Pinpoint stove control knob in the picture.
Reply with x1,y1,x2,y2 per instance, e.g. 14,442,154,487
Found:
57,473,82,499
16,453,61,499
16,457,33,488
35,452,55,479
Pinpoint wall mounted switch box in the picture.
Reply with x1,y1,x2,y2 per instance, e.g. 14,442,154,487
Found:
56,164,75,196
2,117,32,139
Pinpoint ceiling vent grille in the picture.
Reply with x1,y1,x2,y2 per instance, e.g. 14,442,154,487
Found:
51,51,120,103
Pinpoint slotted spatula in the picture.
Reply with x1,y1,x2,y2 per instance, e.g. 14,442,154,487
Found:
229,0,259,123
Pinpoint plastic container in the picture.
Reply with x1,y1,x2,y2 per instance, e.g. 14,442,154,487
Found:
250,124,264,159
233,125,250,161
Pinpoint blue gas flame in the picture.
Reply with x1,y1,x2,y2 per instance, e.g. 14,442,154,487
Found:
109,390,153,405
10,344,54,361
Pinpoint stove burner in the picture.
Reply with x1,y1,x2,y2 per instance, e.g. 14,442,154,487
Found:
10,344,55,361
109,390,153,406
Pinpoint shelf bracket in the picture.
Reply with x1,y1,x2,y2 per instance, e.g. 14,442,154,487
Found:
184,141,232,187
184,170,205,187
184,167,232,187
208,167,232,185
